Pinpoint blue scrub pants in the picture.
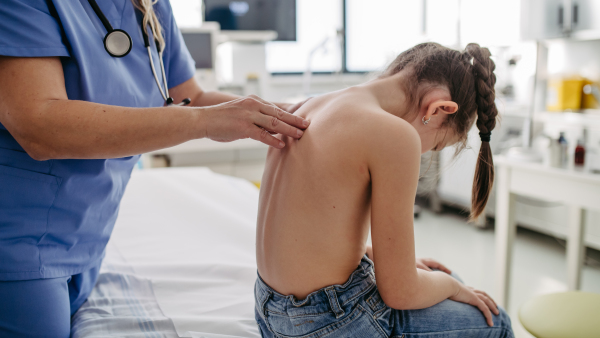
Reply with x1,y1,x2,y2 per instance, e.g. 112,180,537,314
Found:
0,263,101,337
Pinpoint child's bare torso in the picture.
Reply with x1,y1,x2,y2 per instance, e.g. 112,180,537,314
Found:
256,88,383,299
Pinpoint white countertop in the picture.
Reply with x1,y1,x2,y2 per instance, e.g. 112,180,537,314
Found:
147,138,267,155
495,155,600,184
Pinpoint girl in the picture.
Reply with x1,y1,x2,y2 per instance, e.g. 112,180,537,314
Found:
254,42,513,337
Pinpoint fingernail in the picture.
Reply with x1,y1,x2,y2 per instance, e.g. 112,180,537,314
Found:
302,120,310,127
297,129,304,137
279,141,285,148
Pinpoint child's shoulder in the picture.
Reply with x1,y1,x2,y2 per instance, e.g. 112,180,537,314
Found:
336,102,420,155
305,90,421,164
324,92,415,133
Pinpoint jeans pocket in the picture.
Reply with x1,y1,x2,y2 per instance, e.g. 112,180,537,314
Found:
364,286,386,315
266,306,383,338
0,164,61,272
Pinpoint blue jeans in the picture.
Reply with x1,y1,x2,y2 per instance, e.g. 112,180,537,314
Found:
255,257,513,338
0,262,101,338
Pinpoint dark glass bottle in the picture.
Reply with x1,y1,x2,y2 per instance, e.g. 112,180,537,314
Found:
575,139,585,166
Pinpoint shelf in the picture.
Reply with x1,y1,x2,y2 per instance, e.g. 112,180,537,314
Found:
569,29,600,41
496,155,600,182
499,107,600,127
216,30,278,44
269,73,369,86
536,111,600,128
497,102,530,118
147,138,267,155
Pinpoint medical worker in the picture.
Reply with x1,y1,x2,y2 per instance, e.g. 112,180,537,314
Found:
0,0,310,336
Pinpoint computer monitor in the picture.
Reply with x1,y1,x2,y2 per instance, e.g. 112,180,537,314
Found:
181,31,214,69
204,0,296,41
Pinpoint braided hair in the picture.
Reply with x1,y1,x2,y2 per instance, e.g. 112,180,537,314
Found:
383,42,498,221
464,44,498,220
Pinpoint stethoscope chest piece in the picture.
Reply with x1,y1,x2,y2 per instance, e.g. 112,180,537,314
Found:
104,29,132,57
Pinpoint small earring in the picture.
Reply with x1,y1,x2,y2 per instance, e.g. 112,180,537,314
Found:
422,116,430,125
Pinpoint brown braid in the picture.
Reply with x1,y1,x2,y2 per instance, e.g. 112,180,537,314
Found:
464,43,498,220
464,44,498,138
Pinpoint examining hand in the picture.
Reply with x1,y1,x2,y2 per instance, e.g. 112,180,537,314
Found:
201,95,310,149
416,258,451,274
449,282,500,327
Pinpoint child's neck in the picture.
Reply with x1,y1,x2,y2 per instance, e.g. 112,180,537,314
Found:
360,73,412,121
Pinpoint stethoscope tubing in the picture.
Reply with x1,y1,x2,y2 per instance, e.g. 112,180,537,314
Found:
88,0,113,33
146,47,168,101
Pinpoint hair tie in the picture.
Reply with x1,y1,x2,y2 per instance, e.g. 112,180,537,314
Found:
479,132,491,143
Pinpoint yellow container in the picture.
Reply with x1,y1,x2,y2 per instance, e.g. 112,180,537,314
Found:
582,79,599,109
546,76,585,111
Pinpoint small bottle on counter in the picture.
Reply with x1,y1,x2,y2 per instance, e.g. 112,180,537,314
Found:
575,136,585,167
559,132,569,168
244,73,261,97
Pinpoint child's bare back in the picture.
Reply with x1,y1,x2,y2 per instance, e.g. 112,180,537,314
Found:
256,87,402,299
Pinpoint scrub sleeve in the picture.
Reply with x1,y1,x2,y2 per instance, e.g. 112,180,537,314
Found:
0,0,196,336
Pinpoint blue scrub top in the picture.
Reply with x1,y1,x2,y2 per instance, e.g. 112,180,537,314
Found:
0,0,196,280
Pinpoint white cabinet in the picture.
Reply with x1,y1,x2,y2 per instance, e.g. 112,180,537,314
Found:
522,0,600,40
144,139,269,182
570,0,600,39
521,0,568,40
572,0,600,31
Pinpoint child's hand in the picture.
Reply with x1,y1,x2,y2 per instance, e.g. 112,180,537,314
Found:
449,283,499,327
416,258,451,274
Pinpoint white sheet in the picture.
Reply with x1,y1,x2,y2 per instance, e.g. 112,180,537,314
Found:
72,167,261,338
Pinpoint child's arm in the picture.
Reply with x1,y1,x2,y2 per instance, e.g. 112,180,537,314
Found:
365,245,451,274
365,116,497,326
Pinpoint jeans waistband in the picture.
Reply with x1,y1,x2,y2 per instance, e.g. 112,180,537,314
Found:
255,256,376,319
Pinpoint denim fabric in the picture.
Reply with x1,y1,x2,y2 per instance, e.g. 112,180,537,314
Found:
255,257,514,338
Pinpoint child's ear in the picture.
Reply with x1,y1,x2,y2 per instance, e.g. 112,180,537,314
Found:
425,100,458,120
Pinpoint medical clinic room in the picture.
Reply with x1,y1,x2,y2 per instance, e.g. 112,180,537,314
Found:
3,0,600,337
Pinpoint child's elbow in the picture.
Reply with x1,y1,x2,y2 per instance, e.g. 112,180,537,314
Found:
378,286,419,310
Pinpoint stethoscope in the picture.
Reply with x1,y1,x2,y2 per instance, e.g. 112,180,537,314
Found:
88,0,190,106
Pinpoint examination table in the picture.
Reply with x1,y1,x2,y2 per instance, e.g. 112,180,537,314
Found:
71,167,261,337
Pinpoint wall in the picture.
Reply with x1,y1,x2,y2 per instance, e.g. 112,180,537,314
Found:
547,39,600,80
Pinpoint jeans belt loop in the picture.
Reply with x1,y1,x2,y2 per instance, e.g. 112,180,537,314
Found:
325,287,345,319
260,289,272,318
